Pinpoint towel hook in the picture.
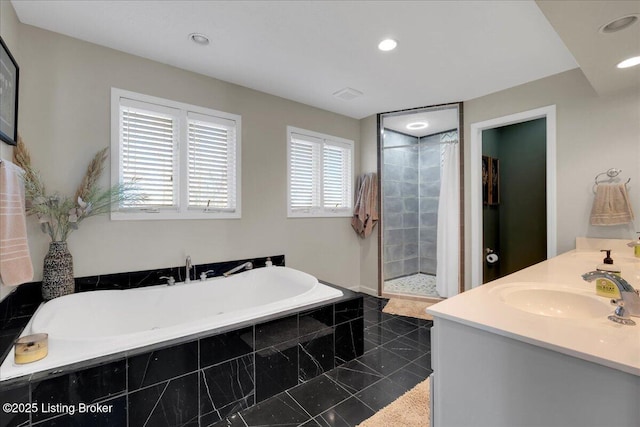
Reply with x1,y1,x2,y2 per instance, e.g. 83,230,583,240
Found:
593,168,631,193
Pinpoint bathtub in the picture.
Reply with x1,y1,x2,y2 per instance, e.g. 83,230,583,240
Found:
0,266,343,380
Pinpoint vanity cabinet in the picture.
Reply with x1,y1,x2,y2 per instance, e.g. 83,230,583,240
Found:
430,318,640,427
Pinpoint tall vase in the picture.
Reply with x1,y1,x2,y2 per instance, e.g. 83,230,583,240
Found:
42,241,75,300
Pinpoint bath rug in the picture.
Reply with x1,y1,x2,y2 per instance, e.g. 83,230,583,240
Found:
357,379,430,427
382,299,434,320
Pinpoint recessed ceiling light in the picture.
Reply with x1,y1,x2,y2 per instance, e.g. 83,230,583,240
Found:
378,39,397,52
617,56,640,69
599,15,638,34
406,122,428,130
189,33,210,45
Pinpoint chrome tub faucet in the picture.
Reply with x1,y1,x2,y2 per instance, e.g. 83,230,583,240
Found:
185,256,193,283
223,261,253,277
582,271,640,325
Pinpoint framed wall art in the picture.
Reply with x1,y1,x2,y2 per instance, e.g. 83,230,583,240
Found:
0,36,19,146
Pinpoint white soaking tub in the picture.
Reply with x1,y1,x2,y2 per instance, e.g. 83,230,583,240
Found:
0,266,343,380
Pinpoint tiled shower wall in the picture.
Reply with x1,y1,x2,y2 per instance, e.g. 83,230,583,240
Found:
383,130,458,280
383,131,419,280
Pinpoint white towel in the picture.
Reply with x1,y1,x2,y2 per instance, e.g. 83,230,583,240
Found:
590,183,634,226
0,160,34,286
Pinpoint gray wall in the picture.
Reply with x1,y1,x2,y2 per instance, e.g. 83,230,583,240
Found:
463,68,640,290
8,17,362,291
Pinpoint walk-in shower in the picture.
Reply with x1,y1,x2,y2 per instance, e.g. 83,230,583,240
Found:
379,104,463,299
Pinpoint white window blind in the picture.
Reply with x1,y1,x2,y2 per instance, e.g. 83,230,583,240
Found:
187,112,237,211
120,100,178,209
111,88,241,220
287,127,354,217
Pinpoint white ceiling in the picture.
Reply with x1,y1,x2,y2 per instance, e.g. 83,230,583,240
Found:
10,0,579,119
537,0,640,96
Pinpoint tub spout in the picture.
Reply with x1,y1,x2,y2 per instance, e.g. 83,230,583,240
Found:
185,256,193,283
223,262,253,277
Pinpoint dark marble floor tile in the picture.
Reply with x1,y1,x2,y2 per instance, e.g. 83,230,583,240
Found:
363,323,398,350
356,347,410,377
239,393,310,427
200,355,254,418
387,366,425,393
395,316,433,328
299,329,334,382
208,412,246,427
200,397,251,427
410,352,432,371
379,317,419,336
382,335,426,362
404,359,433,379
200,327,254,368
128,372,199,427
325,359,383,394
31,359,126,423
255,340,298,403
362,296,388,312
299,419,323,427
287,375,350,417
314,397,375,427
362,309,395,325
403,325,432,350
0,383,29,427
355,377,408,412
32,395,127,427
128,341,198,390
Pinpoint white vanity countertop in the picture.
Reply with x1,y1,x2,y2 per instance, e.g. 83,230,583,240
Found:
427,244,640,376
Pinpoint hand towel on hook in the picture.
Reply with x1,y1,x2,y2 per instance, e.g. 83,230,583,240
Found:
590,183,634,226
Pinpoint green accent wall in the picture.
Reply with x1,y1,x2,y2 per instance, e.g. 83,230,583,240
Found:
482,118,547,282
482,128,501,283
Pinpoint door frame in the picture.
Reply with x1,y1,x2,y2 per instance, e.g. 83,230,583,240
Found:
469,105,557,288
377,102,465,298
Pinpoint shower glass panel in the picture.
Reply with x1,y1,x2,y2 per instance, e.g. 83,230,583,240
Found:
380,105,461,299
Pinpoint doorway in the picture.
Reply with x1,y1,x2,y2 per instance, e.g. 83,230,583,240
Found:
378,103,464,299
470,105,557,288
482,118,547,283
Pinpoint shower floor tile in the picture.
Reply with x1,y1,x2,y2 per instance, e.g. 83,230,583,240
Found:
384,273,440,297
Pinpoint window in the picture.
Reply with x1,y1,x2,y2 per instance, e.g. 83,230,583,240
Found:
287,126,354,217
111,88,241,219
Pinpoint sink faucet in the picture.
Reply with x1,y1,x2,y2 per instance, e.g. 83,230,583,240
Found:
223,261,253,277
185,256,193,283
582,271,640,325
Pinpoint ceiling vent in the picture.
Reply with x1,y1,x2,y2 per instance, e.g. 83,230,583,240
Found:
333,87,363,101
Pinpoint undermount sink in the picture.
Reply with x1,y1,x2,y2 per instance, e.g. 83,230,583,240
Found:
491,283,611,319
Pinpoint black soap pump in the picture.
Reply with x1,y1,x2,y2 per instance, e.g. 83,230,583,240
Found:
596,249,621,277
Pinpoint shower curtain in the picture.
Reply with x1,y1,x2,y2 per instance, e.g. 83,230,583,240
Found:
436,142,460,298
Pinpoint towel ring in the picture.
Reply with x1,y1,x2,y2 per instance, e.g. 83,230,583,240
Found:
593,168,631,193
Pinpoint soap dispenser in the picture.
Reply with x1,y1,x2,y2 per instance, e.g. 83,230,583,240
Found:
628,232,640,258
597,250,621,276
595,250,622,299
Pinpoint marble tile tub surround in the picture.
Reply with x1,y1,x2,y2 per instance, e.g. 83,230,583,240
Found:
0,289,363,427
211,294,433,427
0,255,284,369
